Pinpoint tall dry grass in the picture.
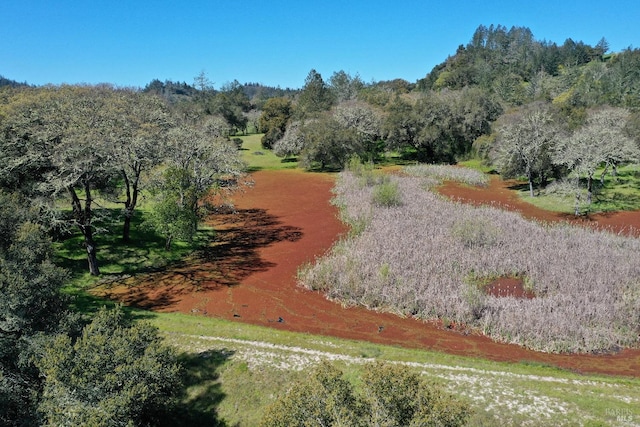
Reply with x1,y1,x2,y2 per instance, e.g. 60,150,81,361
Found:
404,164,489,187
299,169,640,353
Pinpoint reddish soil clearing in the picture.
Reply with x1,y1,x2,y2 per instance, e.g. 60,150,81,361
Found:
439,176,640,237
94,170,640,377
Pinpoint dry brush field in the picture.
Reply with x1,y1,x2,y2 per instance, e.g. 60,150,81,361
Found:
299,166,640,353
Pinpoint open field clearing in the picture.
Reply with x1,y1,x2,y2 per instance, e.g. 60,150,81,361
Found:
82,162,640,425
439,174,640,236
93,168,640,377
300,168,640,353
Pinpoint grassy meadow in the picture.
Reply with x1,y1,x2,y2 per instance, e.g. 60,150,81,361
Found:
237,133,300,171
54,144,640,426
150,311,640,426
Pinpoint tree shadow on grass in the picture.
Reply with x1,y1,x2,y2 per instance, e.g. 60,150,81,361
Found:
506,181,530,192
93,208,303,311
163,349,234,427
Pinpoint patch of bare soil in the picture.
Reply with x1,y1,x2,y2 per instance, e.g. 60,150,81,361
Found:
438,176,640,237
484,277,535,299
93,170,640,377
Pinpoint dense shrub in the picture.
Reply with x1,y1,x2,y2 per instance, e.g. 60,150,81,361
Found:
260,362,470,427
372,180,401,207
299,170,640,353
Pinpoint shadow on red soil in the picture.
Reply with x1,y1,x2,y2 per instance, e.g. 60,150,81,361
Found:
93,170,640,378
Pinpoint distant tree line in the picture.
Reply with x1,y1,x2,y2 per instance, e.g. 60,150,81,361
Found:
0,75,30,88
254,25,640,207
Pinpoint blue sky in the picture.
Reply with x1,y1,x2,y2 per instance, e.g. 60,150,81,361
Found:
2,0,639,89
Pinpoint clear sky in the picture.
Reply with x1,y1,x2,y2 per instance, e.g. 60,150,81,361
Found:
2,0,639,90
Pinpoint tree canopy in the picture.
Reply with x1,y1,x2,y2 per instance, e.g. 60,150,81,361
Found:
36,306,182,427
260,362,470,427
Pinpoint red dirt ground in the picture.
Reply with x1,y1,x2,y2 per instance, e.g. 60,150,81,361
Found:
484,277,535,299
439,176,640,237
93,170,640,377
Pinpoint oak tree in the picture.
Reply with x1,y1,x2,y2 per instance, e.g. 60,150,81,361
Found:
553,106,640,212
492,102,560,196
0,85,121,275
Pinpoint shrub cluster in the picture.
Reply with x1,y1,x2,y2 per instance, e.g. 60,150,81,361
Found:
372,181,401,207
260,362,470,427
299,171,640,353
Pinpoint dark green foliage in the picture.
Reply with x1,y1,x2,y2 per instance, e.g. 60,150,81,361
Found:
362,363,471,427
329,70,364,103
0,75,29,88
384,88,501,163
0,191,70,426
261,362,362,427
209,80,251,134
296,69,335,117
259,97,292,148
420,25,604,94
36,306,182,427
147,166,200,250
260,362,470,427
143,79,199,104
299,116,361,170
0,192,69,340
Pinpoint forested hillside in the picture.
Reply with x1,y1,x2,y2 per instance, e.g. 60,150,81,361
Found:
0,75,29,88
259,25,640,214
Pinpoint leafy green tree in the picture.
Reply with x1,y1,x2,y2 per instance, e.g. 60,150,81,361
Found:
0,200,68,339
333,101,383,162
625,110,640,145
147,166,200,250
210,80,251,134
299,116,360,170
258,97,292,148
260,362,470,427
297,69,335,117
148,122,246,249
0,85,122,275
329,70,364,103
261,362,362,427
604,48,640,108
382,97,421,156
36,306,182,427
273,120,305,158
193,71,216,112
108,90,173,243
433,87,502,160
385,88,501,163
0,191,69,426
362,363,470,427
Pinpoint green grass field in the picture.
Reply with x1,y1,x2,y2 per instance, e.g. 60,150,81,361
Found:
147,311,640,426
525,164,640,214
237,133,300,171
